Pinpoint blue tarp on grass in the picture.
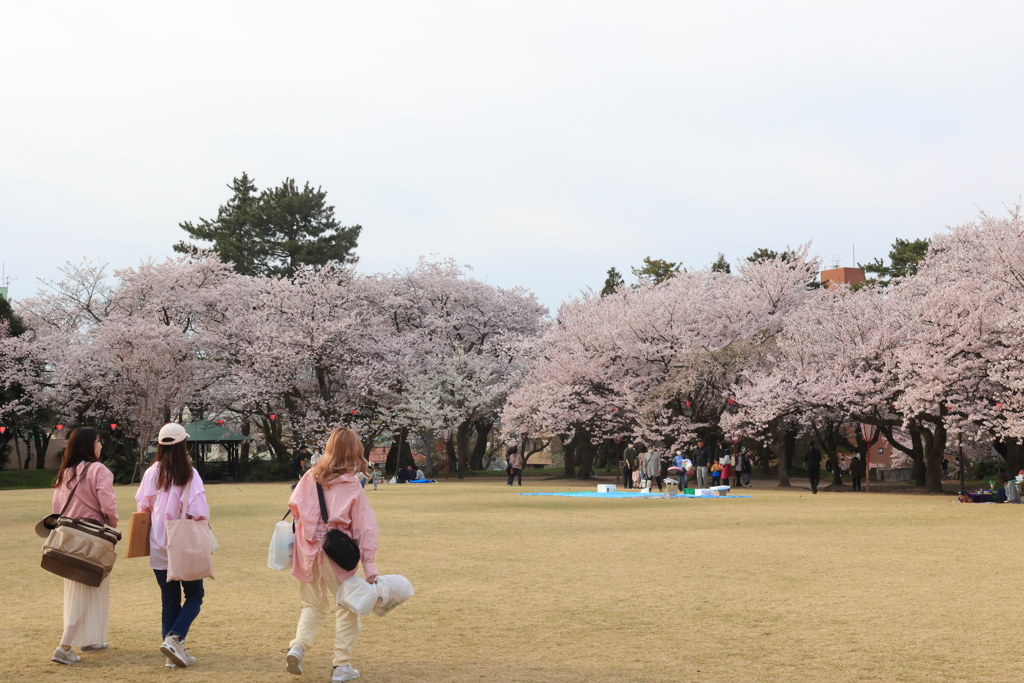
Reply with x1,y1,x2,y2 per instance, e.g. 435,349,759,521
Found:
519,491,751,499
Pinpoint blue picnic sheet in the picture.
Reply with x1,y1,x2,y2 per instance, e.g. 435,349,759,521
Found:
519,491,751,499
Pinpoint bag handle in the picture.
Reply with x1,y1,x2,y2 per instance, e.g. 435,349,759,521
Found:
58,462,93,517
316,482,329,524
179,477,192,520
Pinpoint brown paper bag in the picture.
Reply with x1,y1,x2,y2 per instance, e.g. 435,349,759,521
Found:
125,510,151,558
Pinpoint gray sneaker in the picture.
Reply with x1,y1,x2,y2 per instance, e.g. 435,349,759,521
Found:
160,635,194,667
286,645,304,675
51,647,80,665
332,664,360,681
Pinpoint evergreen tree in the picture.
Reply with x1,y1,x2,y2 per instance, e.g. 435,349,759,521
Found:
631,257,681,285
601,267,625,296
174,173,361,278
710,252,731,273
861,238,930,286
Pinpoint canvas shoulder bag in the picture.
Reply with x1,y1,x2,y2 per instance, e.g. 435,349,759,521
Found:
166,478,215,581
317,482,361,571
41,463,122,587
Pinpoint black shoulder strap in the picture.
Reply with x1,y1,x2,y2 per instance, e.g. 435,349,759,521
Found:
59,462,93,517
316,482,329,523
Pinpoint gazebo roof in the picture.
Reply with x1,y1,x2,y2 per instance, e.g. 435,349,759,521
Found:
183,421,250,443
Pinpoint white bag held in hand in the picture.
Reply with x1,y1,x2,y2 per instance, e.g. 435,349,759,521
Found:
372,574,415,616
267,512,295,571
165,480,215,582
336,575,378,617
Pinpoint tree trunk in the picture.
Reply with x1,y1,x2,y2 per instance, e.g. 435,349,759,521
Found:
385,427,414,475
921,421,946,494
994,437,1024,479
34,427,52,469
778,429,795,487
456,421,471,480
576,434,595,480
444,437,456,477
563,432,578,478
13,428,23,486
470,420,491,471
424,429,434,478
240,421,251,462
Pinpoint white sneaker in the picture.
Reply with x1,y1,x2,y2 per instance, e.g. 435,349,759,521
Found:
286,645,304,675
165,657,181,669
160,635,194,668
332,664,361,681
80,643,109,652
51,647,80,665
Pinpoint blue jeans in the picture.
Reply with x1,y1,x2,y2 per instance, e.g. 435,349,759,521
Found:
154,569,204,641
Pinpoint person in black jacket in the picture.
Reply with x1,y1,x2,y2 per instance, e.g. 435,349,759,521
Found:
693,440,712,488
804,443,822,494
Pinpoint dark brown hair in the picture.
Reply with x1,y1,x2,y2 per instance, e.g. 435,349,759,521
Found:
54,427,100,488
154,441,194,490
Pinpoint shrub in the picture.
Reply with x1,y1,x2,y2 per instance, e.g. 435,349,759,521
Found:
240,460,292,482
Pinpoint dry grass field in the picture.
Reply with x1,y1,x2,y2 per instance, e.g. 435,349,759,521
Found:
2,477,1023,683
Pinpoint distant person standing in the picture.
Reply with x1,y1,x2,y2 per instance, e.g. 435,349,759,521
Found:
623,443,637,489
673,451,691,489
693,440,712,488
719,450,734,487
507,446,523,487
643,447,664,492
849,453,865,491
741,449,753,487
804,443,822,494
371,465,383,490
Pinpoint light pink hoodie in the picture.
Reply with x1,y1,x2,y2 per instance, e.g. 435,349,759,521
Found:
52,461,119,528
288,472,378,585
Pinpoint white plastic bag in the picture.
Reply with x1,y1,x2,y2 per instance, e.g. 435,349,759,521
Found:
373,574,415,616
336,575,378,616
267,520,294,571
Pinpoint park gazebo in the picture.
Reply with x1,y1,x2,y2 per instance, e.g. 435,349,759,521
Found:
183,421,250,481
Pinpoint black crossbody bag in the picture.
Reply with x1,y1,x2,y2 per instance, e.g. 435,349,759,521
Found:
316,482,361,571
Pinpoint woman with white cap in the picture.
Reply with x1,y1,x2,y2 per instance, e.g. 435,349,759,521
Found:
134,423,210,669
46,426,119,665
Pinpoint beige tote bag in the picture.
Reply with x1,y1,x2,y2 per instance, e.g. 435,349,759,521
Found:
165,479,215,581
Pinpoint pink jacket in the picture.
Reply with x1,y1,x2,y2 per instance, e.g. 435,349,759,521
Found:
135,464,210,571
52,462,119,528
288,472,379,586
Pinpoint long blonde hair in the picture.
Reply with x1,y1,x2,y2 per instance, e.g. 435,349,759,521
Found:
312,428,368,485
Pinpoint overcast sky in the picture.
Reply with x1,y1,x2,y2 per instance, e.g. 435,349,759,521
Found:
2,1,1023,309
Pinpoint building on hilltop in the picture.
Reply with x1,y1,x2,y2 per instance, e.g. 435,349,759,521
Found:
820,267,866,288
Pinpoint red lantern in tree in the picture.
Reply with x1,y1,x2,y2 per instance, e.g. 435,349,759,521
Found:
269,414,276,421
351,409,357,416
56,424,63,431
110,423,117,430
727,398,736,405
0,426,6,434
218,419,225,425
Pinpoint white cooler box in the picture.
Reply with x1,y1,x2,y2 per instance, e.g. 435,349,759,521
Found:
693,488,714,497
597,484,617,493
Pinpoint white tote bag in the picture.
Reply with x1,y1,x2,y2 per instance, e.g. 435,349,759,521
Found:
268,512,295,571
372,574,415,616
336,575,378,617
166,480,215,581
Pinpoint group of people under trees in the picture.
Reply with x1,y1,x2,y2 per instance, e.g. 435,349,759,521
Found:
620,440,754,492
45,424,384,682
802,443,866,494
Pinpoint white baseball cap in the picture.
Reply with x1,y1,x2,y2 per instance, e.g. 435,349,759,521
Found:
158,423,189,445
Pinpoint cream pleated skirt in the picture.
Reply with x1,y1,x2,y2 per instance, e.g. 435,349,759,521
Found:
61,575,110,647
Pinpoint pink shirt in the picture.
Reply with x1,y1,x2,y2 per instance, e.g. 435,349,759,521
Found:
52,462,119,528
289,472,379,586
135,464,210,571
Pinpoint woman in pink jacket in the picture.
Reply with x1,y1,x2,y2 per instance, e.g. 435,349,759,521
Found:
134,423,210,670
286,428,379,683
49,427,119,665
